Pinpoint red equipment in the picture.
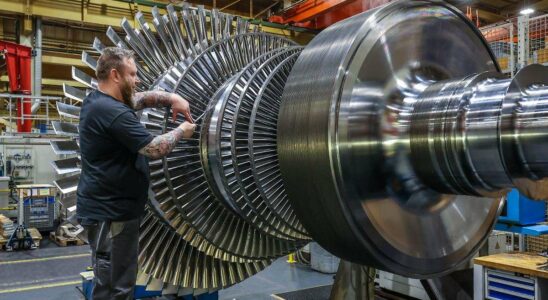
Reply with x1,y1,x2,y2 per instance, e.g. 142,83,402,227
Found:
269,0,393,30
0,41,33,132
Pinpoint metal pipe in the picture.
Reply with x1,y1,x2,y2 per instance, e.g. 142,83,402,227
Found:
31,16,42,114
220,0,243,11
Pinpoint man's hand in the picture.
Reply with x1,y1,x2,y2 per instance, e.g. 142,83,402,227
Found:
179,121,196,139
170,94,194,123
133,91,195,124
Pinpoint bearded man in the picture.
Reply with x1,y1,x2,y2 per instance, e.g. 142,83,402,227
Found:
77,47,196,300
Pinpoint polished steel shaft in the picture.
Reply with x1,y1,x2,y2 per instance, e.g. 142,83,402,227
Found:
412,65,548,200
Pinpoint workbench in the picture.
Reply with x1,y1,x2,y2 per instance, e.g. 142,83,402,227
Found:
474,253,548,299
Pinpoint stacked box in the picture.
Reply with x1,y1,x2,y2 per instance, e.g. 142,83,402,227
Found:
0,214,15,239
498,56,510,71
536,48,548,64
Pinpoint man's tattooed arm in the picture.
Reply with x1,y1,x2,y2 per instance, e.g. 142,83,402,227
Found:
133,91,173,110
139,127,185,159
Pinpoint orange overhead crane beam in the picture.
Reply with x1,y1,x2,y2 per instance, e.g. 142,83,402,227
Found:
273,0,354,23
269,0,393,30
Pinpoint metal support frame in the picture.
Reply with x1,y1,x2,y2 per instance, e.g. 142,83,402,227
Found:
220,0,243,11
250,0,253,18
330,261,375,300
31,16,42,114
0,41,33,132
479,21,516,76
518,15,530,70
510,24,515,76
0,93,64,135
254,1,281,18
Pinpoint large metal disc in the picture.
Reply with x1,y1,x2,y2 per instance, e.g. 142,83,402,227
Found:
155,33,302,260
206,47,308,241
248,53,310,237
278,0,503,277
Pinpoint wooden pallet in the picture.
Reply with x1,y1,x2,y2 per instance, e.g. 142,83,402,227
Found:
0,228,42,250
49,232,85,247
28,228,42,247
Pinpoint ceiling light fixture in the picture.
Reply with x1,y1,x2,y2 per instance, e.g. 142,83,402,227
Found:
520,7,535,15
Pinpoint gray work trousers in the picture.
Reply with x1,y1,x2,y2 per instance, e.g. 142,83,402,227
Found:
83,218,140,300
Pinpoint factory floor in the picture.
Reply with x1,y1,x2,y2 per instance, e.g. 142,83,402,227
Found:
0,238,335,300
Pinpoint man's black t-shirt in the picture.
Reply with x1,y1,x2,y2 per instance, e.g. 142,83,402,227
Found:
77,90,153,221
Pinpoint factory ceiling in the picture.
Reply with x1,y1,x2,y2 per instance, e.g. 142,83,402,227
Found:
160,0,548,26
0,0,546,97
446,0,548,24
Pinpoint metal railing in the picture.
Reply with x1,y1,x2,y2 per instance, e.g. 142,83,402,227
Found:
480,21,516,76
529,14,548,66
0,94,78,135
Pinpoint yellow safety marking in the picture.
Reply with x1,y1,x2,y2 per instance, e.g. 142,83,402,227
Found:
0,280,81,294
0,253,90,265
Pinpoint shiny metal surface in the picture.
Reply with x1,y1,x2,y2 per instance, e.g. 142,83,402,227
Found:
138,209,272,289
156,33,304,260
62,83,87,102
52,121,79,136
50,140,79,155
410,65,548,200
53,173,80,194
51,157,81,175
278,0,504,277
249,52,308,237
53,0,548,288
201,46,308,241
81,51,97,71
57,3,302,291
71,66,97,89
500,65,548,200
56,102,81,119
58,194,76,208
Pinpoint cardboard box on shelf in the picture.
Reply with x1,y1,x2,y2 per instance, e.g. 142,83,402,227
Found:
536,48,548,64
498,56,510,71
0,214,14,238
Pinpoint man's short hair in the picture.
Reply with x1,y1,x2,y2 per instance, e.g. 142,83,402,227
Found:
96,47,135,81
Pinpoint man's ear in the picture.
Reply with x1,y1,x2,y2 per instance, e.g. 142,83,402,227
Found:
110,68,120,83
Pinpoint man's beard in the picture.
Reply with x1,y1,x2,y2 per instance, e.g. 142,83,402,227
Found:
121,79,135,109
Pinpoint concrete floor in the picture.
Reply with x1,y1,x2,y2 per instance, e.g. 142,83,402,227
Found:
0,239,334,300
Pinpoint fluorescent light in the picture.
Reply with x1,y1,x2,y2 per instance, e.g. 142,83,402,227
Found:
520,8,535,15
